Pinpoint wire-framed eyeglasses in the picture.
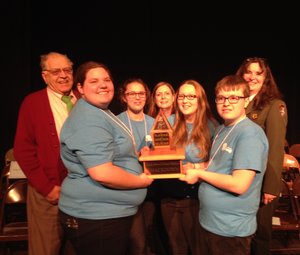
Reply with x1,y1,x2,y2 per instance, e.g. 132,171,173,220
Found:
43,67,73,76
215,95,246,104
177,94,197,100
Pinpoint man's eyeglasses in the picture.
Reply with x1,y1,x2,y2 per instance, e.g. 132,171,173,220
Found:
125,91,147,99
44,67,73,76
215,95,246,104
177,94,197,100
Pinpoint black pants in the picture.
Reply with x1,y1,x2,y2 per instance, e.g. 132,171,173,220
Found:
199,224,253,255
59,210,133,255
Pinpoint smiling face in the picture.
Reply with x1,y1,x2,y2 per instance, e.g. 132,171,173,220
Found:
77,67,114,109
41,53,74,95
242,62,266,96
155,84,175,112
177,84,198,123
123,81,147,114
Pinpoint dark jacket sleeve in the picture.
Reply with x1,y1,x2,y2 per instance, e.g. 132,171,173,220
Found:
263,100,288,196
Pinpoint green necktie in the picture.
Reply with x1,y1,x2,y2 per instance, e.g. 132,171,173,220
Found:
61,95,73,113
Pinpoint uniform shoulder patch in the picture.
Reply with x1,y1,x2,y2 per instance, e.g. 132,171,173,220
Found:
251,113,258,120
279,104,286,117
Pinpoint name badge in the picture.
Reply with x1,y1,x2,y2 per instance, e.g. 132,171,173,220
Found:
145,135,152,142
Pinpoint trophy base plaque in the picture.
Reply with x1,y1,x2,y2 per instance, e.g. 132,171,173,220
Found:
139,147,185,179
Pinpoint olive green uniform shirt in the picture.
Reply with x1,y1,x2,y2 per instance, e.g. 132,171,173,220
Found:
246,99,288,196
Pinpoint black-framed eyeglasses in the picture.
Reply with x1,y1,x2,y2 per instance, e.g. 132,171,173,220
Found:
215,95,246,104
177,94,197,100
43,67,73,76
125,91,147,99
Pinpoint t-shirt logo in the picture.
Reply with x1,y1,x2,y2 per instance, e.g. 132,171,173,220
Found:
222,143,232,153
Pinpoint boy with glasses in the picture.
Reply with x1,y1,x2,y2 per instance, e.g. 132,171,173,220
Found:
180,75,269,255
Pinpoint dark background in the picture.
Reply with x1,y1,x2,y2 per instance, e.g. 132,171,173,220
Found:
2,1,300,170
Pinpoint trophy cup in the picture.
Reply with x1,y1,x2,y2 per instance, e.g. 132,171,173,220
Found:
139,110,185,178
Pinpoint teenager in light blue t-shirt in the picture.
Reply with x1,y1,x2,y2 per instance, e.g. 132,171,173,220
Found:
160,79,218,255
59,62,153,255
180,75,268,255
117,78,158,255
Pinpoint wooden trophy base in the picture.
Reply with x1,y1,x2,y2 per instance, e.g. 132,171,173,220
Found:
139,147,185,179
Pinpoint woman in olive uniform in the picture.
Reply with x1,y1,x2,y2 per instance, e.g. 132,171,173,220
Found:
236,57,288,255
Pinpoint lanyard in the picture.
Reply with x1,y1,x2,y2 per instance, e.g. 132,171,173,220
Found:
126,111,149,152
100,109,135,147
206,117,245,169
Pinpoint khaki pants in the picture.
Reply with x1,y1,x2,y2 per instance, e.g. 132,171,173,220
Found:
27,185,74,255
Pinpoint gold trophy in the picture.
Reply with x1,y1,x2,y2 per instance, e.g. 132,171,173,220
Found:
139,110,185,178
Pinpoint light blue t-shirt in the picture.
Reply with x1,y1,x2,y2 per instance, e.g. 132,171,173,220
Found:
159,114,217,199
117,111,154,152
59,99,147,220
168,114,216,164
199,117,269,237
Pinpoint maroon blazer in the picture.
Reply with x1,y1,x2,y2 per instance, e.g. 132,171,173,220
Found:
14,88,80,196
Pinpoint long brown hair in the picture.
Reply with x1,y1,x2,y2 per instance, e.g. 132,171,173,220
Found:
172,80,217,160
147,81,176,117
236,57,282,110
